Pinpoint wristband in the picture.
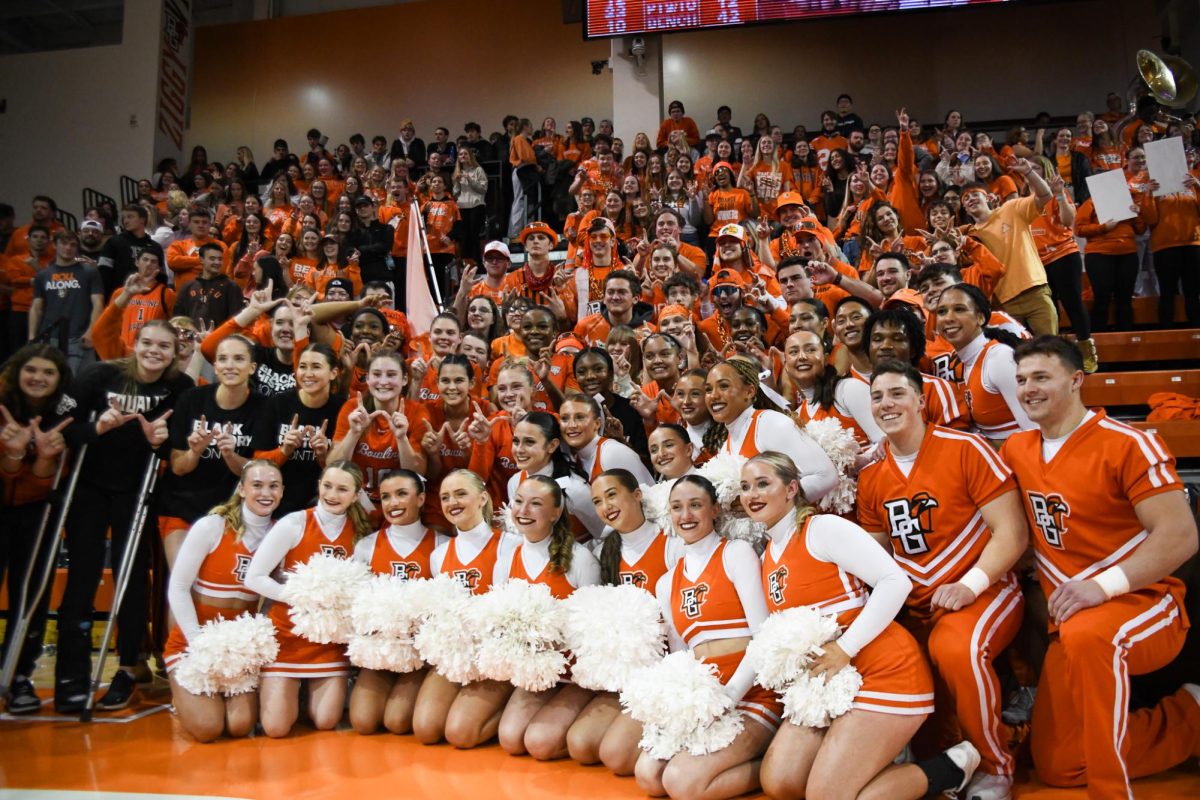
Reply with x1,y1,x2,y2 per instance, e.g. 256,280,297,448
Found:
960,567,991,598
1093,565,1130,599
833,271,843,286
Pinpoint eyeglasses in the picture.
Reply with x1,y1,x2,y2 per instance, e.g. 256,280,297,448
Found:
712,286,740,297
591,232,613,242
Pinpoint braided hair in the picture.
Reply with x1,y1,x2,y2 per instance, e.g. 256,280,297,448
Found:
701,356,783,456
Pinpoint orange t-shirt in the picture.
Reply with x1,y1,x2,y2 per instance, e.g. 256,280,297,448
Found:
423,198,461,256
707,188,755,236
745,162,794,219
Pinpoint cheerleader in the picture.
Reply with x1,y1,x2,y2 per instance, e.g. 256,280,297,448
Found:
701,357,836,502
782,330,883,448
162,334,268,567
495,475,601,759
559,391,653,485
244,460,373,737
671,369,712,459
570,469,685,772
648,423,698,482
466,359,536,507
164,460,282,742
935,283,1033,446
55,321,191,713
505,411,604,539
740,452,979,800
348,469,447,735
411,469,516,746
0,345,73,714
637,475,780,799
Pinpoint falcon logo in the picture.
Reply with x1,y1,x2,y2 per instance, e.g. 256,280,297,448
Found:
620,570,649,588
319,544,348,559
1028,492,1070,548
233,554,252,583
767,566,789,606
931,353,962,383
391,561,423,581
679,584,709,619
453,568,483,591
884,492,939,556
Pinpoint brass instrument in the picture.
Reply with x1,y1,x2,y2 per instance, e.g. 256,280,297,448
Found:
1118,50,1196,139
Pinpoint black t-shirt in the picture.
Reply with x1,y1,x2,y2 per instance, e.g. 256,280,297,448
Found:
251,345,296,397
173,275,245,328
261,391,347,517
162,384,268,522
66,361,194,493
835,113,865,137
98,232,165,298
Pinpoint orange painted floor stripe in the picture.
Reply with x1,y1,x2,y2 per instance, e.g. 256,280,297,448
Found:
1,694,1197,799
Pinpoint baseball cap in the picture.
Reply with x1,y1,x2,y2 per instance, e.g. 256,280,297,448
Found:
710,269,743,291
881,288,926,315
519,221,559,246
325,277,354,296
775,192,806,212
581,117,594,126
353,195,375,207
79,219,104,232
483,241,511,259
554,334,586,354
716,223,745,242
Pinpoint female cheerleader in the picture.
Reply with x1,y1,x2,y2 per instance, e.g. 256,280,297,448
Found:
701,357,836,502
935,284,1033,446
567,469,685,772
559,391,653,486
741,452,979,800
55,321,191,712
411,469,514,747
162,335,268,567
495,475,601,759
671,369,713,459
245,460,373,737
648,423,699,482
466,359,536,506
782,329,883,448
165,460,283,741
349,469,446,735
0,345,73,713
504,412,603,539
636,474,779,799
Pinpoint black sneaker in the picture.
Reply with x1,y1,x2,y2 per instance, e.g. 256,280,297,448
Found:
8,677,42,715
95,670,136,711
54,677,91,714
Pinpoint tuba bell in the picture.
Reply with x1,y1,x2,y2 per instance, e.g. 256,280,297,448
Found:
1118,50,1197,139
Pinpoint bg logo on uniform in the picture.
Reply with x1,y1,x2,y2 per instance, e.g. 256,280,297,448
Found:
1028,491,1070,548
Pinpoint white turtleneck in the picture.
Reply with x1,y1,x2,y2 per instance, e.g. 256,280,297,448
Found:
654,531,768,705
764,513,913,657
169,504,274,640
507,462,607,539
245,503,349,602
686,420,712,459
576,435,654,486
958,333,1032,438
722,406,839,501
620,520,684,570
495,531,601,589
430,520,519,580
353,521,448,565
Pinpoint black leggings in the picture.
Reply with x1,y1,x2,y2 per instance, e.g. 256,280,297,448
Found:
1086,252,1139,331
459,205,486,264
0,502,57,678
55,481,152,680
1046,252,1091,340
1153,245,1200,325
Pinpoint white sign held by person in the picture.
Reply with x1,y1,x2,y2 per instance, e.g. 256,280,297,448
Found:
1085,170,1137,225
1145,136,1190,197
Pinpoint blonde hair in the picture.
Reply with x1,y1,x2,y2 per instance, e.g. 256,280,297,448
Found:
207,459,284,539
322,460,373,540
746,451,816,529
443,468,494,528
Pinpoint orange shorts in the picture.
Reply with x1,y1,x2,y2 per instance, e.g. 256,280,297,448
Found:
159,515,190,540
849,620,935,716
260,601,350,679
709,650,784,733
162,603,234,673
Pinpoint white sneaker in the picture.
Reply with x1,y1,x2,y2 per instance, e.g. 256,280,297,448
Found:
964,773,1012,800
944,741,981,794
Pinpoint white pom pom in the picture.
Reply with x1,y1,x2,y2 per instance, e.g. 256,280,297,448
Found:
744,607,841,691
639,482,673,533
346,633,425,673
174,612,279,697
698,451,748,508
798,418,860,514
413,574,482,684
717,515,767,550
474,580,568,692
280,553,371,644
345,574,437,672
620,651,744,760
561,585,667,691
495,503,519,539
781,667,863,728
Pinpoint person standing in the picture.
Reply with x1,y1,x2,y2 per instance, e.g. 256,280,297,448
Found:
28,231,104,373
173,243,245,329
97,205,165,298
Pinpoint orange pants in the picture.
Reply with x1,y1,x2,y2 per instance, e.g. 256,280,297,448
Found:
906,573,1024,778
1030,587,1200,799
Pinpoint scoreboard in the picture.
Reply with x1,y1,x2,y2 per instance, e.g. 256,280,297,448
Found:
583,1,1007,38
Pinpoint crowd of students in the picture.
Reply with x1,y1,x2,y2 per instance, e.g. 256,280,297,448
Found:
0,94,1198,800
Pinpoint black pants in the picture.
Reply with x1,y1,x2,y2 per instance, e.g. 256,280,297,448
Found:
429,252,455,306
1086,252,1139,331
1046,251,1091,340
1153,245,1200,325
6,311,28,360
55,481,152,680
0,502,57,678
459,205,486,264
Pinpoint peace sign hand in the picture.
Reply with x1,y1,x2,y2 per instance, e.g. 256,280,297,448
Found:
420,419,446,455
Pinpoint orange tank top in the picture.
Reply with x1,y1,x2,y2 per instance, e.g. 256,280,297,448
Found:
369,527,438,580
440,529,502,594
589,438,611,481
669,539,752,648
795,393,870,448
508,543,575,599
193,523,258,602
761,517,868,625
619,531,670,591
726,409,766,458
964,340,1021,438
282,508,356,570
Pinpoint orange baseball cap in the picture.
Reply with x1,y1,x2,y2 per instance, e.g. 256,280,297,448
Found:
709,269,744,291
776,192,806,211
882,288,926,317
519,221,559,245
554,334,586,354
